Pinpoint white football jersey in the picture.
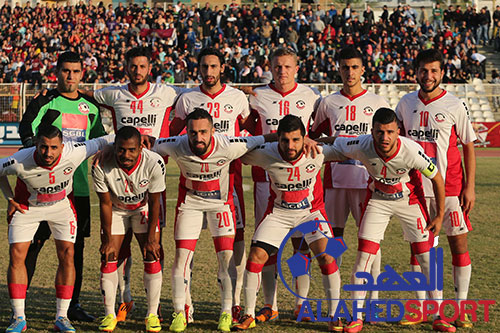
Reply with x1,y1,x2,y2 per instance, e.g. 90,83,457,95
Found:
395,90,476,197
249,83,321,181
174,84,250,136
92,149,166,211
153,134,264,208
312,89,390,189
325,135,438,201
0,135,114,208
240,143,325,214
94,82,183,137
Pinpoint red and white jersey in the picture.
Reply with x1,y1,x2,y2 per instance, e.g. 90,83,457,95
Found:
249,83,321,181
94,82,183,137
92,149,166,211
240,143,325,214
326,135,438,201
311,89,390,189
395,90,476,197
0,135,113,208
153,134,264,208
174,84,250,136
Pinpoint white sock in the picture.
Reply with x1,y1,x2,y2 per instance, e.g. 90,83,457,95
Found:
144,261,162,316
369,249,381,300
100,261,119,317
261,263,278,310
56,298,71,319
243,263,262,317
11,298,25,319
351,250,377,320
322,268,341,317
185,256,193,313
117,256,133,304
172,248,193,313
411,262,427,304
294,251,311,307
453,264,472,309
233,240,246,307
415,251,442,309
217,250,236,313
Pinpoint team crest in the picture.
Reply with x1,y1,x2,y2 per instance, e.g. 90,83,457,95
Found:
396,168,406,175
435,113,445,123
63,167,73,175
150,98,161,108
78,102,90,114
363,106,374,116
223,104,234,114
139,179,150,187
217,159,226,166
296,100,306,110
305,164,316,173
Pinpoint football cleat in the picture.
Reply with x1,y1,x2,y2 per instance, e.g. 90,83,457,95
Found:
231,305,242,324
6,317,26,333
98,314,118,332
255,305,278,323
145,313,161,333
328,318,343,332
232,314,256,330
294,303,313,322
54,316,76,332
433,319,456,332
116,301,134,322
169,311,187,332
217,312,232,332
185,304,194,324
399,312,432,325
455,314,473,328
344,319,363,333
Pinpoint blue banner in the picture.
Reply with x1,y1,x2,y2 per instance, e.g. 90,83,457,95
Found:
0,122,21,145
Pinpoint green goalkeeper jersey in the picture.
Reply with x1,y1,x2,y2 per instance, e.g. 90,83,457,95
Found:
19,89,107,196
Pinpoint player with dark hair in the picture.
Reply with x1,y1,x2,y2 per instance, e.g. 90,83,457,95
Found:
317,108,448,333
18,51,106,322
92,126,165,333
153,109,280,332
234,114,343,331
309,46,390,320
396,48,476,331
169,47,253,324
1,126,113,333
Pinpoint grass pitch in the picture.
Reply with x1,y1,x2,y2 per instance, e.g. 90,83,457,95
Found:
0,156,498,332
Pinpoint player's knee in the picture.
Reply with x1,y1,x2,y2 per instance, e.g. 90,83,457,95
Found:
448,234,468,254
249,241,276,264
316,253,334,267
57,245,75,264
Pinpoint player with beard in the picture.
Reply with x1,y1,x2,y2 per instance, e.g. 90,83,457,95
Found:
233,115,342,331
1,125,114,333
92,127,165,333
169,47,253,324
396,49,476,331
319,108,448,333
247,48,321,322
89,47,184,322
152,108,278,332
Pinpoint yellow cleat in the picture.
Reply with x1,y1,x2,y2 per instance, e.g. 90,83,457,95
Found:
169,311,187,332
455,314,473,328
145,313,161,333
99,314,118,332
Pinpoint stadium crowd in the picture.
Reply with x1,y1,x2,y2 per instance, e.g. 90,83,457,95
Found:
0,1,499,86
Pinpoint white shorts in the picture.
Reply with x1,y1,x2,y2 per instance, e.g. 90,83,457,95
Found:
325,188,367,228
175,204,235,240
359,193,431,244
111,205,159,235
8,198,77,244
427,196,469,237
254,181,270,225
252,209,333,249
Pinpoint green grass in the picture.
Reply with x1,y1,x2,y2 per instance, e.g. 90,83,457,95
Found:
0,157,499,332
